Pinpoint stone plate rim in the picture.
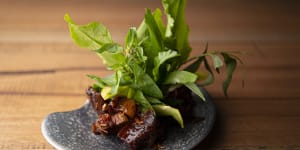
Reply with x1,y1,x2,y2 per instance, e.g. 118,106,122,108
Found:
41,86,216,150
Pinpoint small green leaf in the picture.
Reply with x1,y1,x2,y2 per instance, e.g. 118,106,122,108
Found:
153,50,179,81
96,51,125,68
209,53,223,72
137,20,147,41
222,53,237,97
133,90,153,112
184,82,206,101
110,70,122,95
152,105,184,128
163,71,197,84
162,0,191,63
203,57,214,76
196,71,214,86
125,27,138,49
144,9,164,53
101,86,113,100
131,64,163,99
146,96,164,105
184,57,204,72
64,14,112,50
94,43,123,53
152,8,166,37
86,74,106,88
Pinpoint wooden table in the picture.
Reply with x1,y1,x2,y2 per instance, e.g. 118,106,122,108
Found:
1,0,299,149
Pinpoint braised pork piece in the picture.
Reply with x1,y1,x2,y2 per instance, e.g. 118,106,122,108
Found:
86,87,161,149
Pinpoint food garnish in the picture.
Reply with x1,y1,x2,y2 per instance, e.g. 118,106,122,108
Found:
65,0,242,149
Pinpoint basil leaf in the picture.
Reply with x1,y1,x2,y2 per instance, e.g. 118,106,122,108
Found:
152,105,184,128
184,82,206,101
222,53,237,97
64,14,112,50
163,71,197,84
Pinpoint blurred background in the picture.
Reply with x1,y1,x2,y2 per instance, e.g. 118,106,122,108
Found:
1,0,300,43
0,0,300,149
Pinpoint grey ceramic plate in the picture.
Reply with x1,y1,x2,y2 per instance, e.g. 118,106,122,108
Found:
42,87,215,150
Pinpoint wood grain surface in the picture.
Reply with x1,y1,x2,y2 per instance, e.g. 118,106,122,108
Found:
0,0,300,149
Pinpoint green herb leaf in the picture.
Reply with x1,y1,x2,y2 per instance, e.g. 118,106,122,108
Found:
110,70,122,96
143,9,164,56
196,71,214,86
222,53,237,97
153,8,166,37
184,82,206,101
203,57,214,77
64,14,112,50
86,74,106,88
137,20,147,41
125,27,138,49
133,90,153,112
209,53,223,73
131,64,163,99
66,0,242,129
146,96,164,105
96,52,125,69
152,105,184,128
153,50,179,81
163,71,198,84
94,43,123,53
162,0,191,63
184,57,204,72
93,43,125,68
